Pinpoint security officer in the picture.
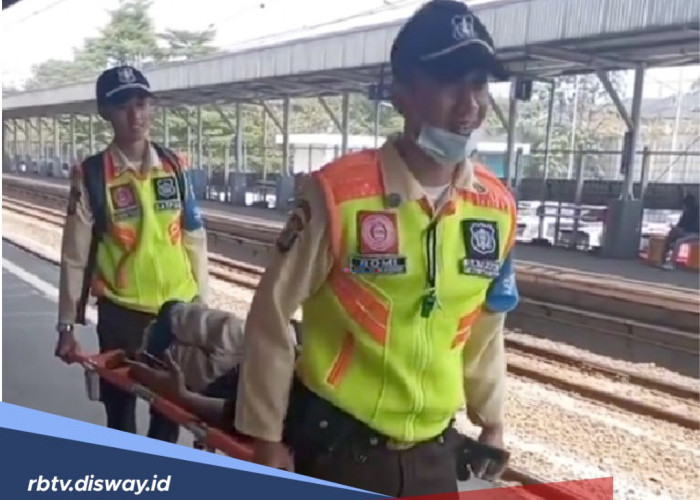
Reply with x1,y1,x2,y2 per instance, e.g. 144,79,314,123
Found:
54,65,209,442
236,0,518,496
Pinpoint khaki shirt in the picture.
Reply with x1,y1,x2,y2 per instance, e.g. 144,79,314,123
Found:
57,142,209,325
235,138,509,443
141,304,299,393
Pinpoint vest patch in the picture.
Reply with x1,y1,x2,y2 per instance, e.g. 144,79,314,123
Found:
153,177,181,211
353,211,406,274
461,219,501,278
109,184,140,220
358,211,399,254
348,255,407,275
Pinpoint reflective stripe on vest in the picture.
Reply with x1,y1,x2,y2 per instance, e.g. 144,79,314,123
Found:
92,151,198,314
297,150,516,443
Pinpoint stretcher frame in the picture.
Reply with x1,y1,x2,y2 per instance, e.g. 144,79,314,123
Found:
71,349,254,461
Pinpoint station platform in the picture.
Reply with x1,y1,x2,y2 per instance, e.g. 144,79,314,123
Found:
0,239,494,493
4,173,698,291
1,240,195,448
205,198,700,291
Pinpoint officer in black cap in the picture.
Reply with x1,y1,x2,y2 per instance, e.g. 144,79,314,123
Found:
390,0,509,167
235,0,516,497
55,64,209,443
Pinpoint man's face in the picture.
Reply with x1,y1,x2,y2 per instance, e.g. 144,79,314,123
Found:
395,71,490,137
103,93,153,142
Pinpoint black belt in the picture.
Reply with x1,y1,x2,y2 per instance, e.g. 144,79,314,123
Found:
283,379,452,454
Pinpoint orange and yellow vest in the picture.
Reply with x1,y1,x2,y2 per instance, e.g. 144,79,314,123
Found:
296,149,516,443
89,151,199,315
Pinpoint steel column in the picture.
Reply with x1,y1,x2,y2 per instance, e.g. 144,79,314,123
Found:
70,114,76,164
281,97,290,176
504,82,518,186
197,106,203,169
53,117,60,175
340,92,349,155
622,64,646,199
236,103,243,172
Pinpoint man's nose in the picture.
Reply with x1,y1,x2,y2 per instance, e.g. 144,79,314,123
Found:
127,106,142,123
457,91,481,120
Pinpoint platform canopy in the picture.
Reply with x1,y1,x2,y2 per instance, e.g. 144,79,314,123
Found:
3,0,700,118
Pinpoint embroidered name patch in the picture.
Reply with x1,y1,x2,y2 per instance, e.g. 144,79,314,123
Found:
461,219,501,278
349,255,407,275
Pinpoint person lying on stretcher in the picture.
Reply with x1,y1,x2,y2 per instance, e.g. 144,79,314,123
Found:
125,301,510,482
125,300,300,432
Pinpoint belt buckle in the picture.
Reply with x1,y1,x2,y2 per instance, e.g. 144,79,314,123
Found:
386,439,415,451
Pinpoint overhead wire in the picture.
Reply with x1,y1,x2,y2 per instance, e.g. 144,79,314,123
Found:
218,0,421,52
2,0,74,33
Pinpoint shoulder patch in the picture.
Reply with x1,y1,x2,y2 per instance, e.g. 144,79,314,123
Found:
276,212,304,254
67,185,81,216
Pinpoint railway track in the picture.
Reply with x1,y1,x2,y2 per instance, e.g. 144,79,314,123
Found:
5,176,698,315
4,180,699,379
4,198,698,431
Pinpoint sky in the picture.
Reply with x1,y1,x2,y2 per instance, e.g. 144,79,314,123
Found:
1,0,698,99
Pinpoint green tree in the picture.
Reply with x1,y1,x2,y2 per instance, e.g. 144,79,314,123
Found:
159,27,218,61
24,59,84,90
494,72,628,179
96,0,162,66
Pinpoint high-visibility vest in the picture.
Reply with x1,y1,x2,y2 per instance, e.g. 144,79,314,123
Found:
296,149,516,443
89,150,199,315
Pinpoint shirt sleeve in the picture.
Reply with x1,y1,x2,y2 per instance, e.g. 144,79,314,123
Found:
179,166,210,304
463,311,507,427
58,163,94,325
169,303,248,367
461,247,516,427
234,176,334,442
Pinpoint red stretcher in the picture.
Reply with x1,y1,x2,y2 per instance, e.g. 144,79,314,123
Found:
69,350,254,462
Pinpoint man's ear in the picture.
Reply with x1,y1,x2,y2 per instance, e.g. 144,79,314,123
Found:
97,104,109,122
390,81,404,115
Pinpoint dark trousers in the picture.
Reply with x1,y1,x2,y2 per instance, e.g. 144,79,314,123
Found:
96,298,179,443
285,382,460,498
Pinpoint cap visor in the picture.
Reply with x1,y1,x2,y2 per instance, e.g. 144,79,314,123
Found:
104,85,155,105
419,43,510,83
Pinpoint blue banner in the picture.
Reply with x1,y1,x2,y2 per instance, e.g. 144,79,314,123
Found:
0,403,384,500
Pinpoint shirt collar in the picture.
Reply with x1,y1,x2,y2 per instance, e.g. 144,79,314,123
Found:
377,135,480,210
107,141,161,175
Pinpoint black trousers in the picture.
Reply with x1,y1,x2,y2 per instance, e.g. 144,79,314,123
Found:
96,298,179,443
285,382,460,498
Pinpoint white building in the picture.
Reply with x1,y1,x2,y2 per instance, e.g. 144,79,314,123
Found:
275,134,386,174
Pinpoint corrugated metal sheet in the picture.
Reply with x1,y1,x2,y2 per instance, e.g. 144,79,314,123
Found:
648,0,700,27
604,0,648,33
526,0,568,44
490,1,530,48
565,0,607,39
4,0,700,116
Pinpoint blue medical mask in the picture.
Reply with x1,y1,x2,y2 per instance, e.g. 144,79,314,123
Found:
415,124,471,165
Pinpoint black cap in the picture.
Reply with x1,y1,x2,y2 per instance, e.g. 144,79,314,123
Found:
96,65,154,107
391,0,509,84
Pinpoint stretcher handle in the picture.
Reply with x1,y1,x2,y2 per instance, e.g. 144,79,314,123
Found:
68,350,254,461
